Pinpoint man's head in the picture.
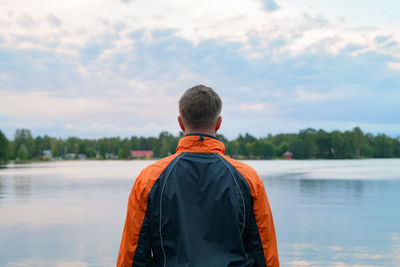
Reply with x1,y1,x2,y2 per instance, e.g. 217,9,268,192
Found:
178,85,222,136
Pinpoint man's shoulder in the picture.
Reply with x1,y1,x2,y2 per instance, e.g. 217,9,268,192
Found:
220,155,266,197
220,154,261,183
132,154,179,196
137,153,179,181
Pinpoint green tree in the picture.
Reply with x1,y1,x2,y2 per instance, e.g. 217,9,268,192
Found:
373,134,394,158
7,141,15,160
85,147,97,158
0,129,8,162
34,136,43,158
100,140,106,158
315,129,332,158
298,128,318,159
278,141,289,157
289,136,305,159
121,138,132,159
14,129,35,159
226,140,239,157
17,144,28,160
261,140,276,159
393,138,400,157
130,136,140,150
118,149,124,159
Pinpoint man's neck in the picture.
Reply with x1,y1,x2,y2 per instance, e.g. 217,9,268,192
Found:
184,129,217,137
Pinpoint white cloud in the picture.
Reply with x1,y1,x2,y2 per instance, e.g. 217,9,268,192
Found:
238,102,268,111
294,89,347,103
1,0,400,60
0,91,109,119
387,61,400,70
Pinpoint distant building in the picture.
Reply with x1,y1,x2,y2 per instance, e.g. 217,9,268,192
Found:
64,153,87,160
42,150,52,160
105,153,119,159
65,153,76,159
77,154,87,160
131,150,154,159
283,151,293,159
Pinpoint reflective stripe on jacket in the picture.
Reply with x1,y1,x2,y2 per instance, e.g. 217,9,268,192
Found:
117,134,279,267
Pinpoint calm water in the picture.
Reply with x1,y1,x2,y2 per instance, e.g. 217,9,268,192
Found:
0,159,399,267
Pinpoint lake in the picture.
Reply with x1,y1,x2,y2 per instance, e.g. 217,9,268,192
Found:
0,159,399,267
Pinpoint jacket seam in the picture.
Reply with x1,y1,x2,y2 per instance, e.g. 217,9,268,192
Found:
213,153,246,235
159,152,187,267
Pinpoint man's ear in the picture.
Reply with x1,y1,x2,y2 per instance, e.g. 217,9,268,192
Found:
178,115,185,132
215,116,222,132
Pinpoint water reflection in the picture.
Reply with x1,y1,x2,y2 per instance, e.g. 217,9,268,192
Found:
298,178,364,195
14,176,32,199
0,160,399,267
263,174,396,200
0,177,4,199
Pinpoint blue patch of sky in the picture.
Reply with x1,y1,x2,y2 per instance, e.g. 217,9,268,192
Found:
126,29,145,40
342,44,366,53
384,41,398,49
0,114,11,123
151,29,177,39
0,47,81,93
375,36,391,43
301,98,399,125
79,33,117,64
113,21,127,32
261,0,279,12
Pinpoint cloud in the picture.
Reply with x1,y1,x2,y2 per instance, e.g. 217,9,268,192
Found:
46,14,62,27
238,103,268,111
293,89,345,103
303,11,329,25
16,14,37,30
1,32,400,138
0,0,399,139
0,0,397,58
387,61,400,70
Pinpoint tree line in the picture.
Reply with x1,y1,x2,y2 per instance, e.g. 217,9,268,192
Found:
0,127,399,162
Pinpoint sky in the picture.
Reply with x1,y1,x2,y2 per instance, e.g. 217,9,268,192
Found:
0,0,399,140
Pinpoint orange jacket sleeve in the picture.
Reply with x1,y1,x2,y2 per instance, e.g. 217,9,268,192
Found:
253,177,279,267
117,174,151,267
117,155,177,267
221,155,279,267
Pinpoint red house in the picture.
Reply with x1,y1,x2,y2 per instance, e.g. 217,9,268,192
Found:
283,151,293,159
131,150,154,159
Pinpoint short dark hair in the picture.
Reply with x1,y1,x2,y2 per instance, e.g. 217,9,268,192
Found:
179,85,222,129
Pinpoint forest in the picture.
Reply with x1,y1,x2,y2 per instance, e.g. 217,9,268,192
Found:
0,127,399,162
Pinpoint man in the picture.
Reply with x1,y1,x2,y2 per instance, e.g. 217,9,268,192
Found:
117,85,279,267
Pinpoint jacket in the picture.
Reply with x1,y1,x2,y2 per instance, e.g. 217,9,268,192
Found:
117,134,279,267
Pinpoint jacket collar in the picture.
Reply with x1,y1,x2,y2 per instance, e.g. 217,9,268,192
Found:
176,134,225,154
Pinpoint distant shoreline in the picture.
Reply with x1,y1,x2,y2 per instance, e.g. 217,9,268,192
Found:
2,127,400,162
2,157,400,167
